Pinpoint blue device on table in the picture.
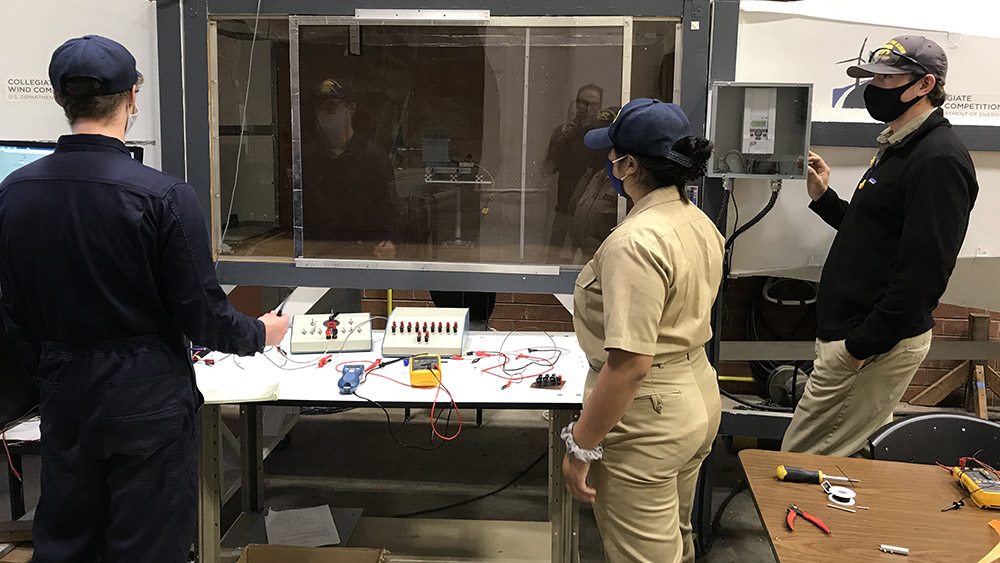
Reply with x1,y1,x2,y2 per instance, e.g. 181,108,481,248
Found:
339,364,365,394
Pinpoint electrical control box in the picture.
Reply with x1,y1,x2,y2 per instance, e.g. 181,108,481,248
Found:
742,87,777,154
707,82,812,179
382,307,470,357
289,313,373,354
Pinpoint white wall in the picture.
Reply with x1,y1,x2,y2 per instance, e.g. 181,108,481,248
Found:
729,6,1000,310
0,0,160,169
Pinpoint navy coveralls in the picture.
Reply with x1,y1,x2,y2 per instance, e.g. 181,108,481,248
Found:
0,134,264,562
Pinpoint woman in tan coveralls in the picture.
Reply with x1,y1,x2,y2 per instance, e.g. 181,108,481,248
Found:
560,98,724,563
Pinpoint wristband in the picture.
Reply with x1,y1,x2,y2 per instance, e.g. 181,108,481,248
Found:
560,421,603,462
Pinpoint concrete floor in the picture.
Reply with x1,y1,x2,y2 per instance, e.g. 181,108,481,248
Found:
1,408,777,562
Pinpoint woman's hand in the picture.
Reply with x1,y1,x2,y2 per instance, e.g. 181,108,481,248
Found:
562,453,597,502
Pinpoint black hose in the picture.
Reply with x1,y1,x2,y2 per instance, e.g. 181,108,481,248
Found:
715,186,731,232
720,388,793,413
722,187,780,279
699,479,749,556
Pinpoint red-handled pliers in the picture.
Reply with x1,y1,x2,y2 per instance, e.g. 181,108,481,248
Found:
785,505,831,534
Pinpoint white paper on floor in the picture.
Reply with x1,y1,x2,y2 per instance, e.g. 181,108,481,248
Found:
264,505,341,547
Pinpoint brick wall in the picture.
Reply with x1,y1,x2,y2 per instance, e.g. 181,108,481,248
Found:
917,304,1000,405
490,293,574,332
717,276,1000,405
360,290,574,332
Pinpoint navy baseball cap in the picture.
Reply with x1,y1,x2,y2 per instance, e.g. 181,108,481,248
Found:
584,98,694,166
49,35,140,96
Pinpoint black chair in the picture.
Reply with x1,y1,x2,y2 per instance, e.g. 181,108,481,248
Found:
868,413,1000,468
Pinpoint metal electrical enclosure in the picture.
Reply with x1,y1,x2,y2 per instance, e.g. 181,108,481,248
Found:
707,82,812,179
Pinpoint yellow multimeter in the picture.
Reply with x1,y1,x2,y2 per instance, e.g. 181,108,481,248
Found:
953,466,1000,509
409,355,442,388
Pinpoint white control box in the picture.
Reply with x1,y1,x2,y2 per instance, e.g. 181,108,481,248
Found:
742,87,777,154
289,313,373,354
382,307,470,357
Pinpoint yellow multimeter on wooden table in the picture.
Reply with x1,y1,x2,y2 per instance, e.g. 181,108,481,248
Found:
953,464,1000,509
409,355,442,388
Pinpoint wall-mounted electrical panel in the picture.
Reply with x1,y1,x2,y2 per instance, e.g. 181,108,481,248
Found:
707,82,812,179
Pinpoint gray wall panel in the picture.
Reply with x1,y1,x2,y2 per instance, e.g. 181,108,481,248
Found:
812,121,1000,152
207,0,684,16
184,0,214,230
216,261,581,293
710,0,738,83
156,0,186,178
680,0,710,135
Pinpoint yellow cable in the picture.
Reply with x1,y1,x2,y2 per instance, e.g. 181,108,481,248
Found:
387,289,393,314
718,376,755,383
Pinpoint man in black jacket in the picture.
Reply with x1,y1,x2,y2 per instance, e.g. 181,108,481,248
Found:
781,36,978,456
0,36,289,562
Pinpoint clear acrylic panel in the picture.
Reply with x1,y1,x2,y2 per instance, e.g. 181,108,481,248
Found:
214,19,292,259
211,18,667,266
523,27,623,264
295,22,625,265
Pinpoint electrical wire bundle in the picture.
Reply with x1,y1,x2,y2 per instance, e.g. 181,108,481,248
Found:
722,182,780,280
353,360,462,451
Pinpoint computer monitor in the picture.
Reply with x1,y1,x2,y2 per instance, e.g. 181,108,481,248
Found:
0,140,144,183
0,141,55,183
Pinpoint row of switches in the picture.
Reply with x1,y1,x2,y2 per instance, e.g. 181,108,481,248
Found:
391,321,459,334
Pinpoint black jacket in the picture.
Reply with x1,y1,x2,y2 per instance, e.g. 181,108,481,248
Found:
810,108,978,359
0,134,262,453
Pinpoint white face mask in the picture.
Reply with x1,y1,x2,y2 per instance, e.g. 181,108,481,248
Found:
125,105,139,135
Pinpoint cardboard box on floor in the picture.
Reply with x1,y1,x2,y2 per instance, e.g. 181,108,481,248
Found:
236,544,388,563
0,547,32,563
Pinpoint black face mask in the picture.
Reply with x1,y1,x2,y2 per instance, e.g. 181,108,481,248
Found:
863,77,924,123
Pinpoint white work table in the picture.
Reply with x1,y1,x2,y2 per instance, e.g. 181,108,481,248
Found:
193,330,586,563
197,331,587,409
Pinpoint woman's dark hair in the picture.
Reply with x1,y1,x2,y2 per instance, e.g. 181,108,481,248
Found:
614,136,714,203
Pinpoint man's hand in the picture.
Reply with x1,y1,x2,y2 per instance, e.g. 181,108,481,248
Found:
847,353,865,372
806,151,830,201
562,452,597,502
259,311,290,347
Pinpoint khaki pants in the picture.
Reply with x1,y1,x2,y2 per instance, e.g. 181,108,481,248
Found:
781,329,932,457
587,348,721,563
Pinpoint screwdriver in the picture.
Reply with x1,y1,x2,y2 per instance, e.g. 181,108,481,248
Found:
776,465,860,484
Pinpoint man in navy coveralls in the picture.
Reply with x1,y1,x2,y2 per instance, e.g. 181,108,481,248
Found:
0,35,289,562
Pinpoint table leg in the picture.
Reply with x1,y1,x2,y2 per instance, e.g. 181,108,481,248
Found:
548,409,580,563
8,451,24,520
198,405,222,563
239,405,264,513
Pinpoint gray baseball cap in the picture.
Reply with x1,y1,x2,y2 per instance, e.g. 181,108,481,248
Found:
847,36,947,82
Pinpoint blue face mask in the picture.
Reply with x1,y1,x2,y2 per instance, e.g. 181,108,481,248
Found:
606,155,628,197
